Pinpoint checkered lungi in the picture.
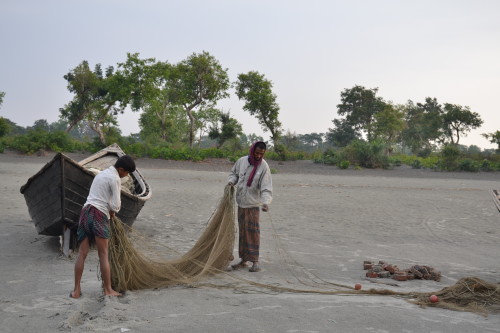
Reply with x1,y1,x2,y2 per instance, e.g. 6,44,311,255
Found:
237,207,260,262
77,205,110,244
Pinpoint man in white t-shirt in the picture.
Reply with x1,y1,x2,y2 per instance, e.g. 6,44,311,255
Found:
70,155,136,299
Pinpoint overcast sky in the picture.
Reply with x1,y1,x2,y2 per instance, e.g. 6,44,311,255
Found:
1,0,499,148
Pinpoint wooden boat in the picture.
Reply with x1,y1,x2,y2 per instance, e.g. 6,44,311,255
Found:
491,189,500,212
20,143,152,240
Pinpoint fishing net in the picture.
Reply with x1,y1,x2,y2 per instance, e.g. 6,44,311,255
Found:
412,277,500,315
107,185,500,316
108,184,235,291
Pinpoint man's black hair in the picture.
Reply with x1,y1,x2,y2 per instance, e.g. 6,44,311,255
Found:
115,155,136,173
255,142,267,150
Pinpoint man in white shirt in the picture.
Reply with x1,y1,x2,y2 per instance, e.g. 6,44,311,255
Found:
228,141,273,272
70,155,136,299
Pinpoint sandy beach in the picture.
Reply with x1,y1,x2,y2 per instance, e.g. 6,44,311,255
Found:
1,151,500,332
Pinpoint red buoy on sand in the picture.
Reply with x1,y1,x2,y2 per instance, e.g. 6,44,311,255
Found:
429,295,439,303
354,283,362,290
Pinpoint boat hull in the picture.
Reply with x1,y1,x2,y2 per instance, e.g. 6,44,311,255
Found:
20,144,151,236
20,153,94,236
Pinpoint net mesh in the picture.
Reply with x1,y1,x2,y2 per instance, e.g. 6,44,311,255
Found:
109,185,235,291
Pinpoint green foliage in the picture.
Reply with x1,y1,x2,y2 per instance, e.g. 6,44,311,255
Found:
208,112,243,148
439,144,461,170
264,144,307,162
458,159,480,172
482,130,500,152
2,130,89,154
0,117,12,137
235,71,282,143
338,160,350,169
390,158,402,166
327,118,360,147
442,103,483,145
272,144,288,161
176,51,231,147
411,159,422,169
270,168,278,174
334,85,387,143
314,148,337,165
480,159,494,171
342,140,390,169
401,98,443,155
60,61,122,145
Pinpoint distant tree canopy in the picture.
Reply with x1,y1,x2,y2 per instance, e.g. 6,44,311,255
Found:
59,61,123,145
61,52,231,147
3,60,491,156
442,103,483,145
208,111,243,148
482,130,500,152
335,85,387,142
327,86,484,155
0,92,9,137
402,98,444,155
235,71,282,144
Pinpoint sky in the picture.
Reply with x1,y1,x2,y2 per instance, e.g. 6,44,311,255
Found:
1,0,499,149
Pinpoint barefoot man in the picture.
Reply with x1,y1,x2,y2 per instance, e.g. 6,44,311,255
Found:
228,141,273,272
70,155,136,298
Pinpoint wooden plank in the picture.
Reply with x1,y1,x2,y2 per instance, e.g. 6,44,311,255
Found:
491,189,500,213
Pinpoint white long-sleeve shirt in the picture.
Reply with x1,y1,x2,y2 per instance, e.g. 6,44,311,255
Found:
84,166,121,219
228,156,273,208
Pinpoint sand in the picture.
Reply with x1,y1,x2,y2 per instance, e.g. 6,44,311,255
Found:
1,151,500,332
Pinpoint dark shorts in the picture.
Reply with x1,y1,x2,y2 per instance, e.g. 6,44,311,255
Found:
77,205,110,245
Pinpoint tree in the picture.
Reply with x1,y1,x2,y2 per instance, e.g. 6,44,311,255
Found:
59,61,123,145
235,71,282,144
336,85,387,142
174,52,230,147
117,53,182,142
28,119,50,131
482,130,500,152
401,98,444,155
208,111,243,148
0,92,10,137
372,103,405,150
139,105,188,144
0,117,10,137
442,104,483,145
239,133,264,147
327,118,360,147
194,107,222,146
280,130,300,151
299,132,325,150
49,119,96,140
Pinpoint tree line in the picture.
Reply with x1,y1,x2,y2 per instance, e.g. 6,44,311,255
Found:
57,52,281,149
327,85,499,156
0,52,499,157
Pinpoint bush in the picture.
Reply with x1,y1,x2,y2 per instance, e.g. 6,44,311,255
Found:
2,130,86,154
338,160,350,169
411,159,422,169
439,144,461,170
480,159,494,172
342,140,390,169
458,159,480,172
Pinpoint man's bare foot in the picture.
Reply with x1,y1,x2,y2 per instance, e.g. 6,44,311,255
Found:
104,290,123,297
69,291,81,299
